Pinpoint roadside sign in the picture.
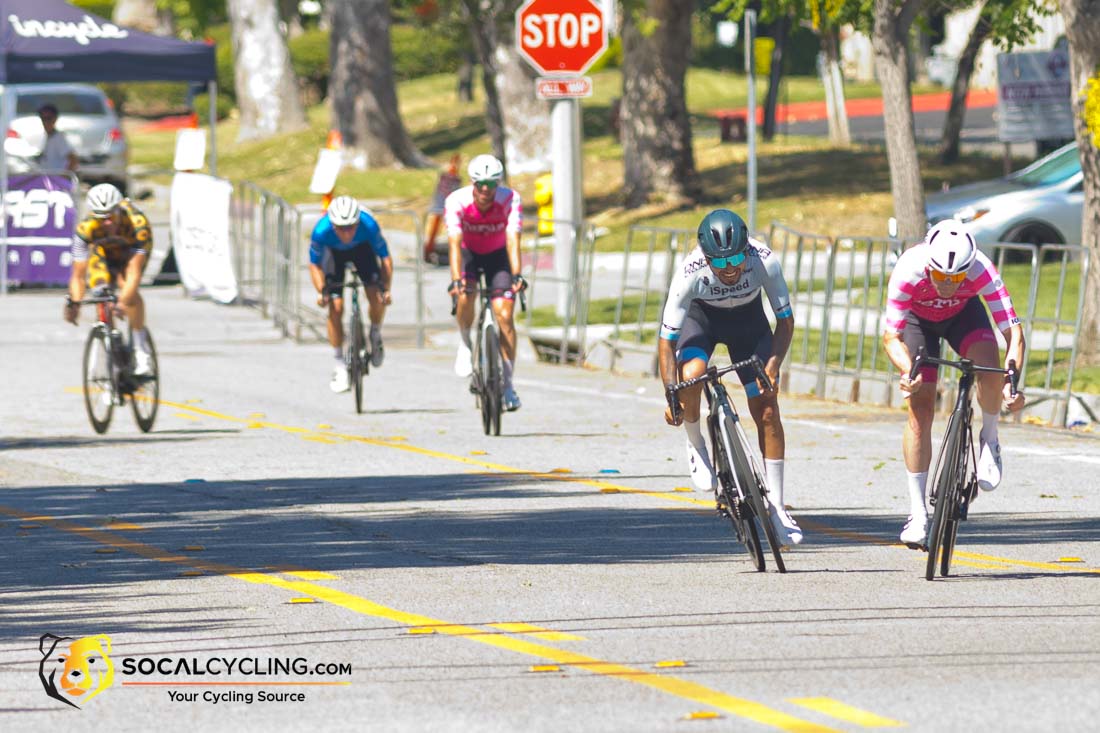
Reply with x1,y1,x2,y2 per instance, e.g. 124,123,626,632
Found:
536,76,593,100
308,148,343,195
516,0,608,76
996,50,1074,142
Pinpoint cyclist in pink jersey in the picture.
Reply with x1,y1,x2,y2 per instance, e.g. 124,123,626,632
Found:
882,220,1026,547
444,154,526,410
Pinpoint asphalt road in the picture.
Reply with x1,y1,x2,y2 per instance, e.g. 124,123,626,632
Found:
1,286,1098,732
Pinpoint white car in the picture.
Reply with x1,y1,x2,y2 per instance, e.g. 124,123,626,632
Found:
925,142,1083,248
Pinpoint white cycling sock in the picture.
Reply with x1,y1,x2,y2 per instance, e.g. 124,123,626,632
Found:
459,329,472,349
333,345,344,360
764,458,785,509
980,411,999,444
684,419,707,455
503,359,514,389
133,328,151,353
907,470,928,517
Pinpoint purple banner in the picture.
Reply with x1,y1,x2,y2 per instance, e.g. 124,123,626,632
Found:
3,173,77,286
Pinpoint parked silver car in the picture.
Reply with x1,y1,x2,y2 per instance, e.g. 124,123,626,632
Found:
925,142,1083,248
5,83,129,193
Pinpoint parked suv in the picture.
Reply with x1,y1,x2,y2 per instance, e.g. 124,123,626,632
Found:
5,83,129,193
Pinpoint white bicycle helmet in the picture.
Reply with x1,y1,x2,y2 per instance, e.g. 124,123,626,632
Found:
925,219,978,276
327,195,361,227
86,183,123,218
467,154,504,183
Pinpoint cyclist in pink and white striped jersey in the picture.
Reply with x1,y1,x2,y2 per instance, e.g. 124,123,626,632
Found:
882,220,1026,547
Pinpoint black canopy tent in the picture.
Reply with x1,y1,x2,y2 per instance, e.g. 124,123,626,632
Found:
1,0,218,293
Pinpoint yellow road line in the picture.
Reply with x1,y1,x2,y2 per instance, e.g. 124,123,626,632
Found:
0,504,837,733
488,622,585,642
788,697,905,727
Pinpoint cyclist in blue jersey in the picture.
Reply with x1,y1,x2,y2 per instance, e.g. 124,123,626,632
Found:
308,196,393,392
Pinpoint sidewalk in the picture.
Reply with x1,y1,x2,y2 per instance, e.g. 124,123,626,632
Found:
712,88,998,125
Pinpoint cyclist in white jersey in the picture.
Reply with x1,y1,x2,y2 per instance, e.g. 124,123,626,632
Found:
444,154,526,411
658,209,802,546
883,219,1026,547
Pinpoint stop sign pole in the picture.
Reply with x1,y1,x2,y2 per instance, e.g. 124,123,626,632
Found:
516,0,607,317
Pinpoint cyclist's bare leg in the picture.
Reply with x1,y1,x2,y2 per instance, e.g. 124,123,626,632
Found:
327,297,345,349
677,358,708,422
747,393,784,460
903,382,936,473
965,339,1004,417
491,297,516,363
117,258,146,331
365,285,386,327
455,289,475,334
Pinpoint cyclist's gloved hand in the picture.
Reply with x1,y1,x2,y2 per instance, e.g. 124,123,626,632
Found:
664,385,683,426
63,298,79,325
511,274,528,293
447,279,464,297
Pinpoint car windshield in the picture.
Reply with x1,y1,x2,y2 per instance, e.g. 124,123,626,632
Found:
16,92,108,116
1010,143,1081,187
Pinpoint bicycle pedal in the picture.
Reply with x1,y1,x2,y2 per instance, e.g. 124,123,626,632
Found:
903,541,928,552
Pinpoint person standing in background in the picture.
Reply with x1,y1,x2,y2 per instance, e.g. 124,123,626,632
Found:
36,104,79,173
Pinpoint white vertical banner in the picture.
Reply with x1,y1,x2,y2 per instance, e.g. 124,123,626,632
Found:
170,172,237,304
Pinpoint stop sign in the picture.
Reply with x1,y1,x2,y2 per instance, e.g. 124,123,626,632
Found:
515,0,608,76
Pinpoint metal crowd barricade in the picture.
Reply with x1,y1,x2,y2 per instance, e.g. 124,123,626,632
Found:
522,217,597,364
604,225,693,373
357,207,426,348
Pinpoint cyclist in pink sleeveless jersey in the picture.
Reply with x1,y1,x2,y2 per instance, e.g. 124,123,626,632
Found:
882,220,1026,547
444,154,526,411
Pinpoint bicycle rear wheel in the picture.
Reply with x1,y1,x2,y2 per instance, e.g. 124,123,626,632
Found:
350,311,365,414
82,326,114,434
710,413,764,571
926,411,964,580
130,329,159,433
725,415,786,573
483,324,502,436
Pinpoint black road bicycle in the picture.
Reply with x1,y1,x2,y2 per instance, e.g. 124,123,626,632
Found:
452,274,525,436
668,357,786,572
77,287,159,434
909,347,1018,580
342,274,372,414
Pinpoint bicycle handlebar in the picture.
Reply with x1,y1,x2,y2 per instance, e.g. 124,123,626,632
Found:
447,278,526,316
909,347,1019,397
665,356,773,423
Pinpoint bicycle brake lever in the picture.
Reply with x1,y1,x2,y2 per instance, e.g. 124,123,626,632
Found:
908,346,926,382
1006,359,1019,398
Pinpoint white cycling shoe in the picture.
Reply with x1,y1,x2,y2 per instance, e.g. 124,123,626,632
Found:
768,504,803,546
900,514,928,547
329,364,350,393
503,386,521,412
977,438,1003,491
686,439,716,492
454,342,473,378
132,349,153,376
370,332,384,367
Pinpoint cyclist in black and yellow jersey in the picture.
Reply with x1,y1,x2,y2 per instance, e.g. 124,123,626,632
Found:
63,183,156,375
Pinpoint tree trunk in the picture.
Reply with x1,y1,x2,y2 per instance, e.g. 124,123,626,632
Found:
328,0,432,169
620,0,699,207
462,0,507,168
495,43,551,174
1059,0,1100,364
820,27,850,146
279,0,304,38
939,6,993,164
113,0,171,35
228,0,307,142
872,0,929,242
763,15,790,141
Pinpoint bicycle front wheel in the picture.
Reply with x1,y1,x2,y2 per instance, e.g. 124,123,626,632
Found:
722,412,786,573
926,410,965,580
83,326,114,434
482,324,502,436
711,411,764,571
350,312,365,414
130,329,159,433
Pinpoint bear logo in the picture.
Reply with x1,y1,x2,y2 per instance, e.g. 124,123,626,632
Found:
39,633,115,709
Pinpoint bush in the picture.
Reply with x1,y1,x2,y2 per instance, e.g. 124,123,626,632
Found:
289,27,329,101
390,23,463,80
72,0,115,19
587,36,622,73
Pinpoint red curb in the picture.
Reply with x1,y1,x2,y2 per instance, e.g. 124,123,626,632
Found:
712,88,998,125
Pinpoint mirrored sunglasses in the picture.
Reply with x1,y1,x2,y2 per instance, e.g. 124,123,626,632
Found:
707,252,746,269
929,268,967,284
473,179,498,190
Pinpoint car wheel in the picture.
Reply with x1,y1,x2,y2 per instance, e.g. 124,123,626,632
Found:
1000,223,1063,263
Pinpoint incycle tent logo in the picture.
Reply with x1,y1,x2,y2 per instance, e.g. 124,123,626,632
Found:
39,633,116,709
